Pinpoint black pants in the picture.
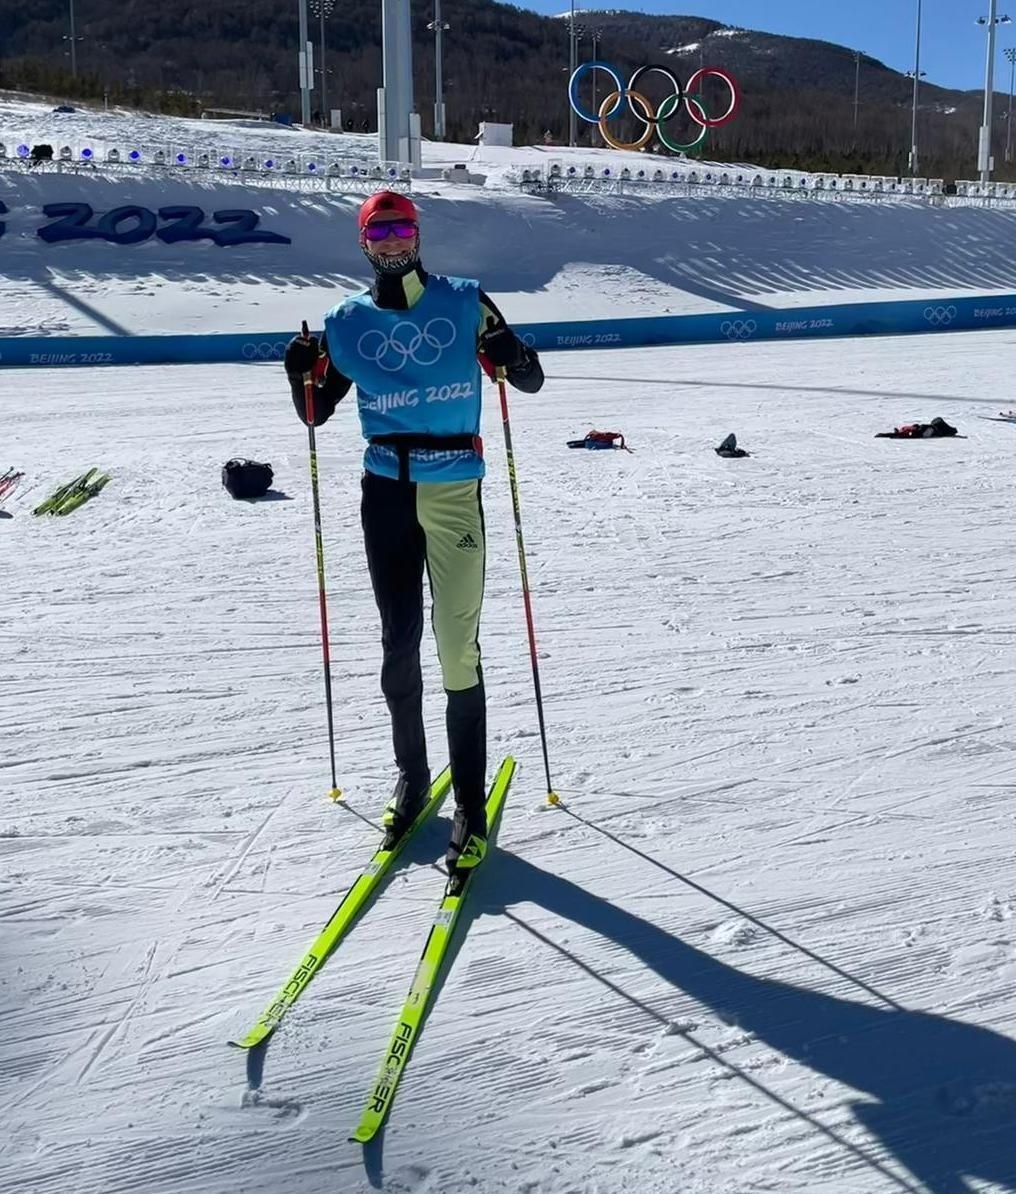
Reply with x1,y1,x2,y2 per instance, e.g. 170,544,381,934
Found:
361,471,487,813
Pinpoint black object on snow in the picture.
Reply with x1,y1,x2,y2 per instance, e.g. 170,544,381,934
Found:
715,433,750,458
222,459,274,499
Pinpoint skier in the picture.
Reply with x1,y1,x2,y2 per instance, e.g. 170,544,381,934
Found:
284,191,544,873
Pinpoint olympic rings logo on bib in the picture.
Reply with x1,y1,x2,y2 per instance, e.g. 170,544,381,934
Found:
568,61,740,154
357,318,457,372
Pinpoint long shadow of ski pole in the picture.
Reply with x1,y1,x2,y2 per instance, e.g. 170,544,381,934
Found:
556,799,904,1011
479,849,1016,1194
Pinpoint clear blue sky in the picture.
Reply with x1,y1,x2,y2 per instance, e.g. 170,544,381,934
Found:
521,1,1016,92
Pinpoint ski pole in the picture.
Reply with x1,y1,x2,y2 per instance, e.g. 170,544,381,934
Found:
495,367,559,805
301,319,342,802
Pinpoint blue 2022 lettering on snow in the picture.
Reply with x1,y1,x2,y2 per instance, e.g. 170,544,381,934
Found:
35,203,291,247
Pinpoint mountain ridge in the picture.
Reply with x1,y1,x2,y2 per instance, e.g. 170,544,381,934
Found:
0,1,1003,179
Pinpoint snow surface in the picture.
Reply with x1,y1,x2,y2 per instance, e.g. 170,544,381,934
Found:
5,329,1016,1193
5,90,1016,1194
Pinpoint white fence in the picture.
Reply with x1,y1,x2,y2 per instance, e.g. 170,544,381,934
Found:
517,162,948,202
0,140,412,192
951,179,1016,200
7,136,1016,207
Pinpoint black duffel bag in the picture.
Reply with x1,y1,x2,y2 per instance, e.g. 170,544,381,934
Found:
222,458,274,499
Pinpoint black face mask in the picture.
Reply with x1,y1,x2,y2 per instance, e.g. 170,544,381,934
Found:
361,234,420,276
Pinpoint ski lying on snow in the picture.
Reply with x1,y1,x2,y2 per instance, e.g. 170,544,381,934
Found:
0,469,25,503
32,469,101,516
32,469,96,515
231,766,452,1051
350,755,517,1144
53,473,110,515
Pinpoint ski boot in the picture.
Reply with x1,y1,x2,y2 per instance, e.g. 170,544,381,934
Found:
381,771,430,850
445,804,488,876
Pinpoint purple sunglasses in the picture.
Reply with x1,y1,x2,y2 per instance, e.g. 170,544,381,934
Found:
363,219,418,242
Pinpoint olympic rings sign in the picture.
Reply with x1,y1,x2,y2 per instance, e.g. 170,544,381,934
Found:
242,341,286,360
358,318,457,372
720,319,757,342
568,61,741,154
923,305,957,328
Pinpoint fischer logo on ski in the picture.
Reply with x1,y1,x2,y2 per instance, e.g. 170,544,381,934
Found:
351,756,516,1143
231,766,451,1051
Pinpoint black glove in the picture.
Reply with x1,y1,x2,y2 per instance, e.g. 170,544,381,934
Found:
479,326,526,370
284,334,319,377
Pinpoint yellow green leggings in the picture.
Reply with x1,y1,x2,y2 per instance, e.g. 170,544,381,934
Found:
360,471,487,809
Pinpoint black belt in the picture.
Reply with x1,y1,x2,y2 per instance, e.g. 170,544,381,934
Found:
369,433,483,483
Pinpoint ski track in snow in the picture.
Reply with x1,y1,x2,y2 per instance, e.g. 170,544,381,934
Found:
4,334,1016,1192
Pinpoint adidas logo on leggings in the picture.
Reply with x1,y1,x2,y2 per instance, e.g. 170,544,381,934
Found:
456,533,480,552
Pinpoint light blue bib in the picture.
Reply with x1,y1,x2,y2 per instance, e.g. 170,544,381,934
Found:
323,274,483,482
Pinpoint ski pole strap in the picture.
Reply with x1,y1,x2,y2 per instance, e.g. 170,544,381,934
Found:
369,433,484,484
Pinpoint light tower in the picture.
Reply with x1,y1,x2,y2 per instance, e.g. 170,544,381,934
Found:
908,0,923,176
310,0,335,124
977,0,1012,182
427,0,451,140
297,0,313,126
379,0,420,167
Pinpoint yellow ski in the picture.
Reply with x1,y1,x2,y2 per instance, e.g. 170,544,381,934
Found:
351,756,516,1143
232,767,452,1050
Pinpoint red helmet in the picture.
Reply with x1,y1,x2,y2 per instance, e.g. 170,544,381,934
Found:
357,190,419,229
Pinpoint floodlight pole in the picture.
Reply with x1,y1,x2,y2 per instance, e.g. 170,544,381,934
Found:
568,0,577,147
379,0,417,166
853,50,862,132
319,4,327,120
298,0,312,125
427,0,450,140
1006,46,1016,161
69,0,78,76
910,0,922,175
978,0,1012,182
